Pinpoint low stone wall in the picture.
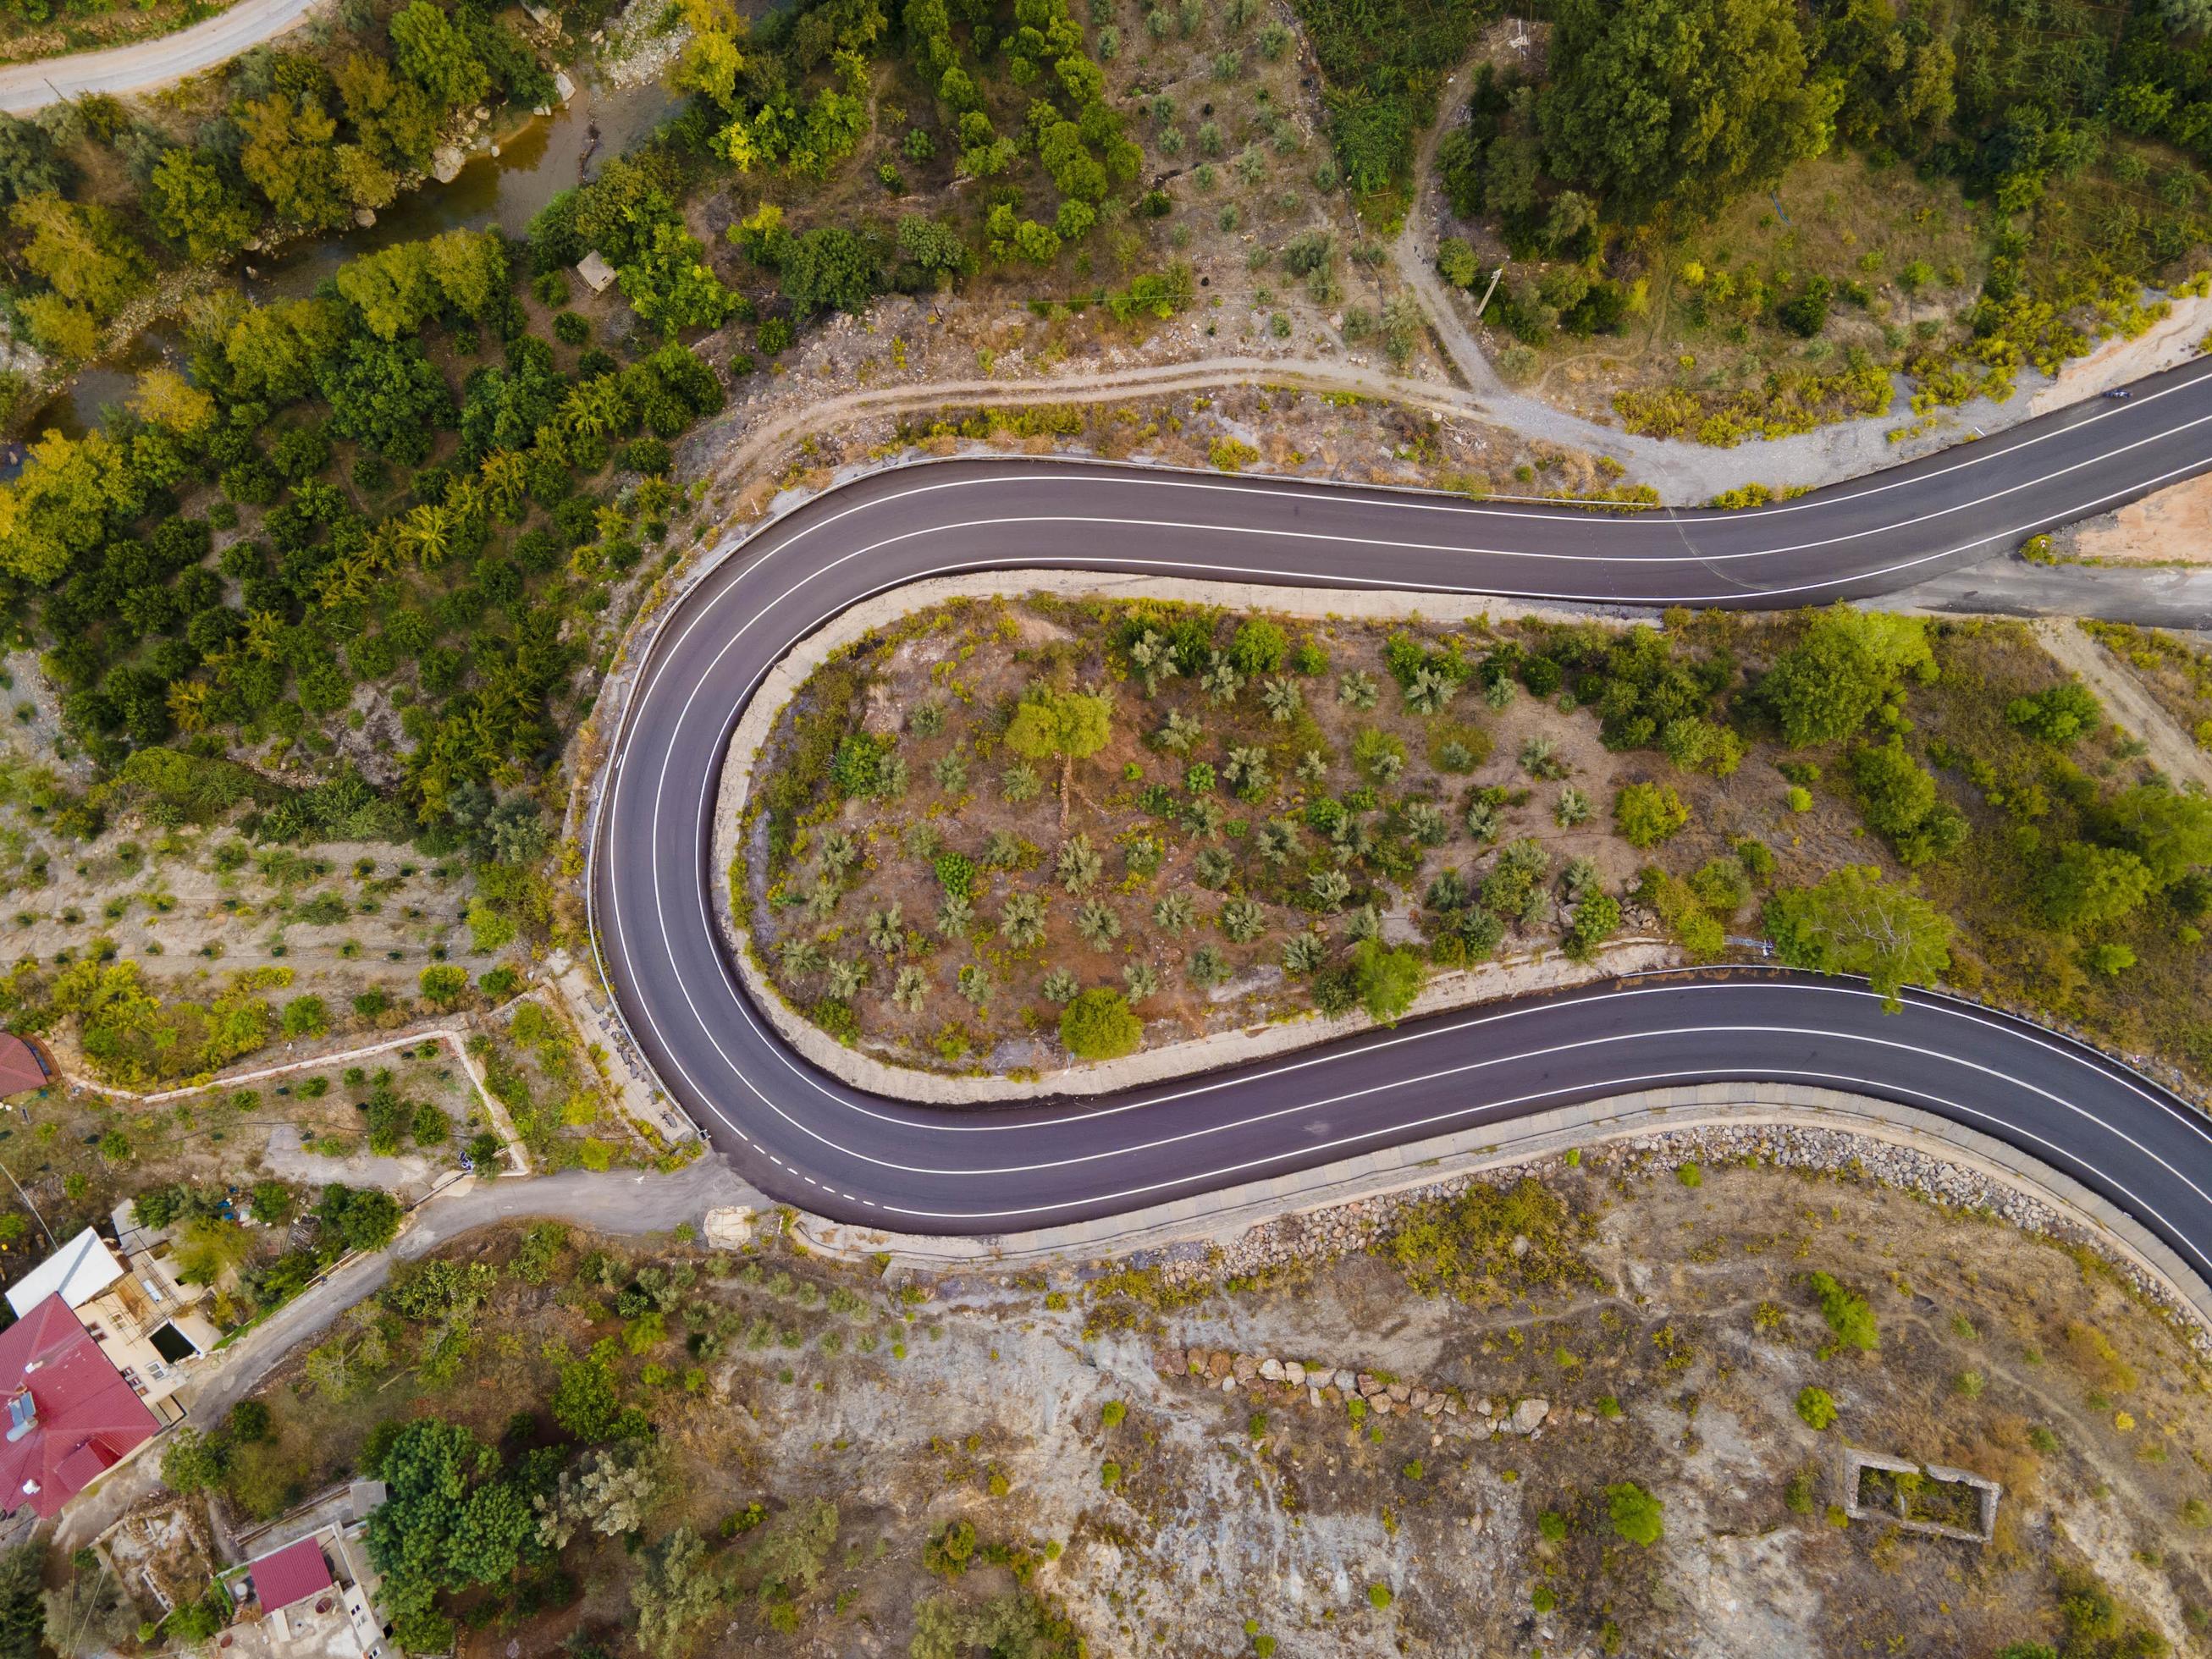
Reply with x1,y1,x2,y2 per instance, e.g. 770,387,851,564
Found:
1161,1340,1609,1444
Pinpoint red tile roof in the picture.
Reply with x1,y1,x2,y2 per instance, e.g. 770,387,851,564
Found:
251,1537,334,1612
0,1035,46,1098
0,1295,157,1518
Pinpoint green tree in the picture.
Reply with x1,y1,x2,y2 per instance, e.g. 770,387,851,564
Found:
1352,938,1425,1025
895,212,972,283
280,995,328,1038
317,1184,403,1252
419,964,470,1006
146,149,257,262
0,1545,42,1659
1006,686,1114,818
2005,681,2102,746
1796,1386,1837,1430
619,216,740,338
0,428,140,583
389,0,491,111
1060,988,1143,1060
1606,1480,1665,1545
159,1426,223,1494
238,93,350,231
1227,618,1289,676
780,225,882,318
2037,843,2156,931
1759,609,1933,747
1539,0,1839,223
2101,785,2212,887
1613,781,1689,848
365,1419,529,1643
1765,865,1952,1010
1847,739,1966,865
633,1525,722,1658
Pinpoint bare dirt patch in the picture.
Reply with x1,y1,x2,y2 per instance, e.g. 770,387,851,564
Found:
2059,468,2212,566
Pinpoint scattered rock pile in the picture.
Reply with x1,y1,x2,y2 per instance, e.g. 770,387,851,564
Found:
1156,1343,1617,1441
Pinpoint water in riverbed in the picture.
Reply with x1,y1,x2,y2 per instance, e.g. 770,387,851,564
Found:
10,63,677,461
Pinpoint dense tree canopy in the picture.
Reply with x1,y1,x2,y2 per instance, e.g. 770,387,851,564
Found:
1537,0,1840,223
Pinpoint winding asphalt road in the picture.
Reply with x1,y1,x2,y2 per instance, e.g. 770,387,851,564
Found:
593,352,2212,1272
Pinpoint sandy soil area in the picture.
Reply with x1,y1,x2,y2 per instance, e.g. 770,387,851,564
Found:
2060,469,2212,565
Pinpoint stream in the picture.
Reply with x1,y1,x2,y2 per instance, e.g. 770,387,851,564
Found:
11,59,678,460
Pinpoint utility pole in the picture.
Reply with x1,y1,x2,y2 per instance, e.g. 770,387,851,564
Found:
1473,262,1509,321
0,1133,55,1251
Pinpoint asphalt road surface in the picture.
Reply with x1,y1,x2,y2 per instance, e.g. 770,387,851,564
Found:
0,0,317,114
594,354,2212,1268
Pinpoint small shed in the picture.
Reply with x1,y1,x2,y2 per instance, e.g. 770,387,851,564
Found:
576,251,617,295
0,1036,46,1099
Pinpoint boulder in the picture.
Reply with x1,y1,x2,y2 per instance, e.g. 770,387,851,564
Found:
703,1206,755,1248
1233,1353,1259,1384
432,145,465,183
1208,1352,1233,1381
1258,1358,1284,1382
1283,1361,1306,1386
1512,1397,1551,1435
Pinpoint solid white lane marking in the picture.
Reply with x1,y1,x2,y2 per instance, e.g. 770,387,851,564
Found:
595,372,2212,1243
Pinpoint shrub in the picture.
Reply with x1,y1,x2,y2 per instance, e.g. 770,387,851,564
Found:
1437,237,1479,288
418,965,469,1006
1848,739,1967,865
1607,1481,1663,1545
1613,782,1689,848
1796,1386,1837,1430
1805,1270,1878,1351
2006,680,2101,745
1228,619,1289,675
1061,989,1143,1061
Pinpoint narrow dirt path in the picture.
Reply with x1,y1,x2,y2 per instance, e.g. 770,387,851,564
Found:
2036,619,2212,791
692,350,1767,504
1387,68,1503,395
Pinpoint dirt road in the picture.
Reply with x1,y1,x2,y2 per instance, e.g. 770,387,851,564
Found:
0,0,317,114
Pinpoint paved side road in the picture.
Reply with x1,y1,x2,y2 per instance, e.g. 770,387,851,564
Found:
57,1160,763,1547
0,0,319,114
